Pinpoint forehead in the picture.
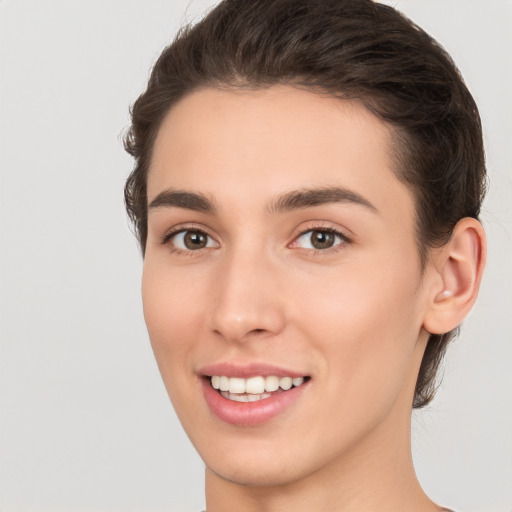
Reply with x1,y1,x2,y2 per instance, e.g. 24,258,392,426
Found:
148,85,414,222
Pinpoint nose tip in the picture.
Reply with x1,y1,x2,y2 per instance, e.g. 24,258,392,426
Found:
207,256,286,344
211,310,282,343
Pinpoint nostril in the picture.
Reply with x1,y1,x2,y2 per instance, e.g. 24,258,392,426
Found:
247,328,268,337
209,299,286,342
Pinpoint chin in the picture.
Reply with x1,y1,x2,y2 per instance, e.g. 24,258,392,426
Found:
197,426,343,490
206,456,310,488
186,425,305,487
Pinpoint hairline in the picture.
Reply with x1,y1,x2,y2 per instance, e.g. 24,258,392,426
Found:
141,82,435,267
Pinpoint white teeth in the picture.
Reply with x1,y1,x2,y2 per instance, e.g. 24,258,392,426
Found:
279,377,293,390
229,377,245,394
227,393,249,402
265,375,280,392
219,376,229,392
221,391,272,402
246,376,265,394
211,374,307,395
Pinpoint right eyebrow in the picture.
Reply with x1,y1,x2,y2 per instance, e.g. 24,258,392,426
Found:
148,189,216,214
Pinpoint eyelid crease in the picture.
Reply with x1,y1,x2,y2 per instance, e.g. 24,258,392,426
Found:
160,222,353,256
291,222,353,244
288,224,353,254
162,223,211,243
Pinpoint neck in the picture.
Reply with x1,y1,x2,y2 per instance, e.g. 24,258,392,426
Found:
205,409,439,512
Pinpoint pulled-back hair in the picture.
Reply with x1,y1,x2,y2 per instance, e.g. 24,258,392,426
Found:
124,0,486,408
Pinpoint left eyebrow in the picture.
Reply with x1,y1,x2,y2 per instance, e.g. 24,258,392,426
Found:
268,186,378,214
148,189,216,213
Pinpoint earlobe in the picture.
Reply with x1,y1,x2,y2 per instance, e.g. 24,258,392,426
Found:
423,217,486,335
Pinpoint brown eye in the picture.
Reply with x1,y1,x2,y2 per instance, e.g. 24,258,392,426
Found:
310,230,335,249
295,229,345,250
170,230,217,251
184,231,207,249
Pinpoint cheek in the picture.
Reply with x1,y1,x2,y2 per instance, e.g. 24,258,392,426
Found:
292,256,424,404
141,260,206,383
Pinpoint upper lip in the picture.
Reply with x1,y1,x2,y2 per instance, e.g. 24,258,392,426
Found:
199,362,309,379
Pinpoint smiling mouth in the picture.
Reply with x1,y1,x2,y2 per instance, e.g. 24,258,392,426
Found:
209,375,310,402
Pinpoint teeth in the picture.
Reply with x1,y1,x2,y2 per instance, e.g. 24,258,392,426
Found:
229,377,245,394
245,376,265,394
219,376,229,392
265,375,280,392
247,393,268,402
226,392,249,402
221,391,272,402
211,375,307,395
279,377,292,390
292,377,304,386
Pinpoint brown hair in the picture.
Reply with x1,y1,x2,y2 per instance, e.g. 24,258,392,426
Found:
124,0,486,408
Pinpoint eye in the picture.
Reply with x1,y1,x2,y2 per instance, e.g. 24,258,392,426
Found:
167,229,218,251
294,228,346,250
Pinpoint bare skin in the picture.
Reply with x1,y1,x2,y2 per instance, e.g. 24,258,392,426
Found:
142,86,485,512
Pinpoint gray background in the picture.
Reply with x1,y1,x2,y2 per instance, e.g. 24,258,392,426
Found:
0,1,510,511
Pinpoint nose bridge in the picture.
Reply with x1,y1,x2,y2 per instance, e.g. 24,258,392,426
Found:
208,240,285,343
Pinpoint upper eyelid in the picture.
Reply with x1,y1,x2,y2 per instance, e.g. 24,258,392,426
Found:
292,228,348,246
292,223,352,242
297,226,344,236
162,223,215,242
159,222,352,248
162,227,220,254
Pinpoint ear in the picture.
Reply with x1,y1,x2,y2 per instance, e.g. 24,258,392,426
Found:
423,217,487,335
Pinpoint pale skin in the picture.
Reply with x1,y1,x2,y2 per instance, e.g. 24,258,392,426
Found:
142,86,486,512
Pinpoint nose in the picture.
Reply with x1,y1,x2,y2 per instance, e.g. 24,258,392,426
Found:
207,246,286,344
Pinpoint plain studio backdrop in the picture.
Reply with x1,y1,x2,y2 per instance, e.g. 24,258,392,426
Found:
0,1,510,511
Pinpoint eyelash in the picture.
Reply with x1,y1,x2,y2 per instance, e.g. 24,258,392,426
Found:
162,224,216,255
292,225,351,254
161,224,351,255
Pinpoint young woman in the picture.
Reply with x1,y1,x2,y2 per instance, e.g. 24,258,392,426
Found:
124,1,486,510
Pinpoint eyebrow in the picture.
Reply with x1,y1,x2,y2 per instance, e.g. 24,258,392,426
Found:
148,189,216,213
148,186,377,215
268,186,378,214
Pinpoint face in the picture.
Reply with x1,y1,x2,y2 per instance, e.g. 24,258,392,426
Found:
143,86,432,487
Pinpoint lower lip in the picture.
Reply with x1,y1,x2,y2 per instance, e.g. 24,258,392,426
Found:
201,378,309,427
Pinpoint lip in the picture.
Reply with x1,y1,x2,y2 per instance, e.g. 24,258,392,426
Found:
201,377,309,427
199,362,307,379
199,362,311,426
